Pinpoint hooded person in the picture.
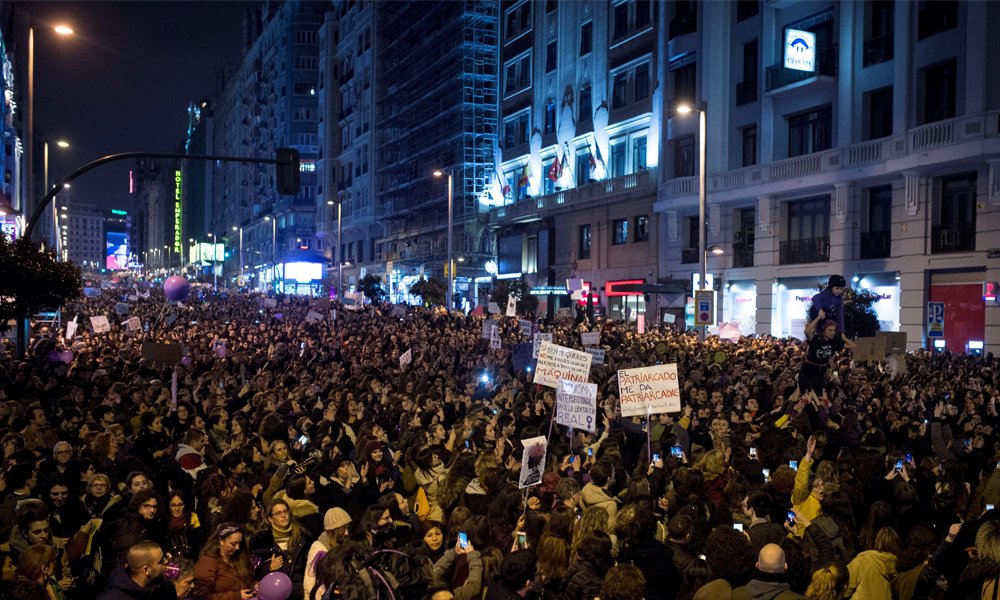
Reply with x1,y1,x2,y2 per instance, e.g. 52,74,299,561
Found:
174,429,209,481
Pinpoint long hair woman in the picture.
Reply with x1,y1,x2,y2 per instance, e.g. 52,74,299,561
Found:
192,523,255,600
249,498,311,599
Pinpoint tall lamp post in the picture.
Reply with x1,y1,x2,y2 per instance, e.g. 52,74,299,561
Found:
264,216,277,293
44,139,69,254
208,232,218,289
433,169,454,311
677,103,708,339
337,200,343,297
232,226,243,287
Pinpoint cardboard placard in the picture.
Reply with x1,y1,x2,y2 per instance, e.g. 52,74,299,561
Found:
125,317,142,332
519,319,533,337
114,302,130,315
482,319,497,339
533,341,593,388
518,435,547,489
89,315,111,334
580,331,600,347
141,342,183,364
65,317,78,340
305,310,323,323
490,324,502,350
853,337,886,363
532,333,553,358
618,363,681,417
487,302,501,315
556,379,597,432
399,348,412,369
585,347,606,365
875,331,907,355
512,343,536,372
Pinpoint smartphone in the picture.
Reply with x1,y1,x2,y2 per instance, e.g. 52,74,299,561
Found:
458,531,469,549
652,453,660,463
964,439,972,449
894,459,904,472
733,523,744,532
789,460,798,471
671,445,683,458
298,434,309,448
515,531,527,550
787,510,796,525
588,448,594,457
465,440,470,449
762,468,771,480
988,504,996,511
905,452,913,464
568,456,575,464
923,419,929,425
749,447,758,459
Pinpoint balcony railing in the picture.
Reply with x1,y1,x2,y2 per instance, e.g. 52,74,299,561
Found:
931,223,976,254
779,237,829,265
860,230,891,259
735,80,758,106
862,34,893,67
765,42,838,92
681,248,698,264
732,242,754,268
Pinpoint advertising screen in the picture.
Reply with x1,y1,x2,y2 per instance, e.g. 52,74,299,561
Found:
106,231,129,270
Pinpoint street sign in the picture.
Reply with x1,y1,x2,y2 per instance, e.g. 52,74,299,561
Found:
927,301,945,338
694,290,714,327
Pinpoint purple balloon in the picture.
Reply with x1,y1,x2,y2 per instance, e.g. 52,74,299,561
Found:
163,276,191,302
258,572,292,600
180,356,192,367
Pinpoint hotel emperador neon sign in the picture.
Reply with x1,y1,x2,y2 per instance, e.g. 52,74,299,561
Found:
174,170,182,253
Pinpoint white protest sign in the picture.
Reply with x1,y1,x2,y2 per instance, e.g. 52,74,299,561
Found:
482,319,497,339
637,314,645,334
532,333,553,358
556,379,597,432
399,348,412,369
305,310,323,323
586,347,605,365
487,302,501,315
618,363,681,417
506,296,517,317
533,341,593,388
518,435,547,489
580,331,600,347
65,317,78,340
90,315,111,334
490,324,502,349
663,312,676,324
718,322,742,343
264,298,278,308
330,309,337,321
125,317,142,332
519,319,533,337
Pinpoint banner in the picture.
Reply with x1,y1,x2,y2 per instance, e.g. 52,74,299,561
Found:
556,379,597,432
89,315,111,334
532,333,553,358
618,363,681,417
518,435,547,489
581,331,600,346
533,341,593,388
399,348,412,369
585,347,605,365
141,341,183,364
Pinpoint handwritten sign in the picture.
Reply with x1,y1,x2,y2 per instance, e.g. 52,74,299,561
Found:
586,347,605,365
65,317,78,340
89,315,111,334
519,319,533,337
581,331,600,347
532,333,553,358
490,324,502,349
506,296,517,317
618,363,681,417
125,317,142,332
556,380,597,432
533,341,593,388
399,348,412,369
114,302,130,315
487,302,501,315
305,310,323,323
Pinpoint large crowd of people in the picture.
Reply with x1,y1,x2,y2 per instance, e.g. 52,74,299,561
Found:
0,278,997,600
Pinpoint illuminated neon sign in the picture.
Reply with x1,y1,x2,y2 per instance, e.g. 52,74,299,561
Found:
606,279,645,297
173,170,182,253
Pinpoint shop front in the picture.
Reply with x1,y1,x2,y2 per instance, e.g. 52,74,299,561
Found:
928,270,986,353
722,280,758,336
772,274,901,340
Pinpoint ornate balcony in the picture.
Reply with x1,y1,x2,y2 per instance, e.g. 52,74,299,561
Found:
732,242,754,268
779,237,829,265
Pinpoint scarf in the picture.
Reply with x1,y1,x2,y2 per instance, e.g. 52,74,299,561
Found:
272,522,293,549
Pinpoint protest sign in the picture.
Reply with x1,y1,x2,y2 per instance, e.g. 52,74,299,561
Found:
141,341,183,364
533,341,593,388
618,363,681,417
264,298,277,308
482,319,497,339
399,348,412,369
490,324,501,350
556,307,574,319
125,317,142,332
580,331,600,347
853,337,886,363
487,302,501,315
556,379,597,432
164,313,178,326
506,296,517,317
114,302,130,315
585,347,605,365
718,322,742,343
519,319,533,337
518,436,547,489
65,317,78,340
329,309,338,322
90,315,111,334
875,331,907,355
637,314,645,334
305,310,323,323
390,305,406,318
532,333,553,358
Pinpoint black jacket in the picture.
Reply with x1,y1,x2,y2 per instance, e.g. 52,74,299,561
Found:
95,565,178,600
617,538,680,600
249,527,314,600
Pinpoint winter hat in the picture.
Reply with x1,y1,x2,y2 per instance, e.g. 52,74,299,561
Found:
828,274,847,288
323,507,352,531
364,440,382,457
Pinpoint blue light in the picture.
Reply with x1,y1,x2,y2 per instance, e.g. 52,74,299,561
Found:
480,373,490,384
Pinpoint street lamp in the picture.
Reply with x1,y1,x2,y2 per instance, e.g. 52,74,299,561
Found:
232,226,243,287
208,232,218,289
43,139,69,255
677,102,708,338
264,216,277,293
433,169,454,311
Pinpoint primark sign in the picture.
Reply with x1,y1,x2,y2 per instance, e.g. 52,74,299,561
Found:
784,29,816,72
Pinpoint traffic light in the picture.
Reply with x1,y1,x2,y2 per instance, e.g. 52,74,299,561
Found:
276,147,300,196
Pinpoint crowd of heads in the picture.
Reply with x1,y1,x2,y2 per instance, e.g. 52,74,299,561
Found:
0,279,997,600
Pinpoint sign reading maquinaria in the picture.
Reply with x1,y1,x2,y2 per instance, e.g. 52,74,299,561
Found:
532,341,593,388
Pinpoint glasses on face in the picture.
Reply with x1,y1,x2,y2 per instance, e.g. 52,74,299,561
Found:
169,503,185,509
141,503,158,510
271,509,290,518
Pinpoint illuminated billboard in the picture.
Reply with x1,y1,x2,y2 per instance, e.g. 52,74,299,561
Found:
106,231,129,270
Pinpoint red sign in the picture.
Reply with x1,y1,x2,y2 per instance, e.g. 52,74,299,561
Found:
606,279,645,297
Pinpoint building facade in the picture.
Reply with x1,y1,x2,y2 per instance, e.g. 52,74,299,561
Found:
654,0,1000,353
59,201,103,271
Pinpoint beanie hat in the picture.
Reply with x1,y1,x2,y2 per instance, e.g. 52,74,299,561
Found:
323,507,352,531
828,274,847,288
364,440,382,458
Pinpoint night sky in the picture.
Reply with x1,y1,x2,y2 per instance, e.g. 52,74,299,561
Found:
28,1,262,212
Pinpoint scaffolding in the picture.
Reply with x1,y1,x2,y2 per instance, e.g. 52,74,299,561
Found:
375,0,498,272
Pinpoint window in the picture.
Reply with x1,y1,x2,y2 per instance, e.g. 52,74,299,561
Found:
920,60,956,125
580,22,593,56
672,61,696,107
504,111,530,147
864,0,894,66
741,125,757,167
674,136,695,178
504,2,532,42
579,224,592,258
576,154,590,186
295,30,318,44
613,2,629,40
635,63,650,101
546,41,557,73
932,173,976,256
787,198,830,241
546,0,557,13
787,106,832,157
612,219,629,245
294,56,318,70
867,185,892,232
293,82,316,95
612,73,629,108
669,0,697,38
736,0,759,22
504,52,531,96
632,137,647,171
635,0,651,29
610,142,626,178
918,0,958,40
864,87,893,140
634,215,649,242
544,101,556,134
579,85,592,121
742,40,758,85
